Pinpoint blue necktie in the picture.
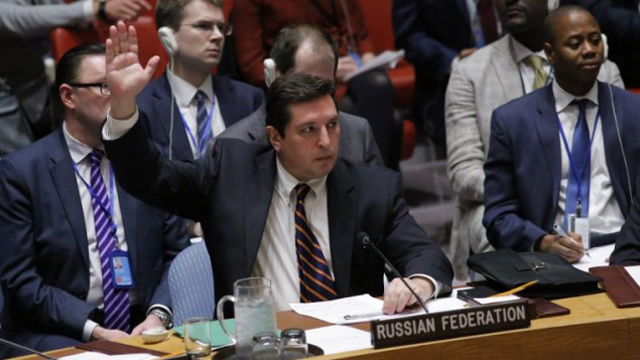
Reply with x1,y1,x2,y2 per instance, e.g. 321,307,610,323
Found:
195,90,213,157
89,150,130,332
565,99,591,225
294,184,337,302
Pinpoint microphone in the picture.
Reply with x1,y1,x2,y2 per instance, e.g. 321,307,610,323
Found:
358,232,430,314
0,336,59,359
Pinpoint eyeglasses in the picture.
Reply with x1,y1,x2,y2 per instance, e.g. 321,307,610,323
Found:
181,21,233,36
68,82,110,96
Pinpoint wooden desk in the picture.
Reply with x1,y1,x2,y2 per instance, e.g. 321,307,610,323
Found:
9,294,636,360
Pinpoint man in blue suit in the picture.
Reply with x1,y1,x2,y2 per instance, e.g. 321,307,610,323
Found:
0,43,189,356
393,0,498,149
138,0,264,161
483,6,640,262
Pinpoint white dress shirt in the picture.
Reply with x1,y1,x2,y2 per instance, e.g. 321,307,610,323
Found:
511,38,552,94
252,159,333,311
166,70,225,158
66,124,170,339
552,81,624,237
63,124,131,340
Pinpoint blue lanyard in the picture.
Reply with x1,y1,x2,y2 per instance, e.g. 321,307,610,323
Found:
179,96,215,159
73,161,119,245
557,109,600,209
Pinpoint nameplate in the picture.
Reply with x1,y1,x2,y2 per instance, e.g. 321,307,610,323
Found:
370,300,531,348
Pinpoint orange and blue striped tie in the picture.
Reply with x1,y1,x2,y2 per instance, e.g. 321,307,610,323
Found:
294,184,338,302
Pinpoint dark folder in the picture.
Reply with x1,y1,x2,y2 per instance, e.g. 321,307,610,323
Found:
590,265,640,308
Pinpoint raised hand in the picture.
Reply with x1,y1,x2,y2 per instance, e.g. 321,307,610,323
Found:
106,21,159,120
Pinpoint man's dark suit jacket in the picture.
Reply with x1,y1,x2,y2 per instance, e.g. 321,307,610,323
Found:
393,0,475,141
104,121,453,305
611,176,640,265
0,129,190,351
137,72,265,160
483,82,640,251
215,105,383,166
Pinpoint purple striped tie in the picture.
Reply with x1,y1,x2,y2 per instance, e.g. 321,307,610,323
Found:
294,184,337,302
89,150,130,332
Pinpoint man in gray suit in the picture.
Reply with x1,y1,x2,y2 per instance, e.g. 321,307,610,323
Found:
216,25,383,166
444,0,624,280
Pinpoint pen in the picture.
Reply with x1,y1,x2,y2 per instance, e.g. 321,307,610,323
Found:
488,280,539,298
343,311,384,320
552,224,590,258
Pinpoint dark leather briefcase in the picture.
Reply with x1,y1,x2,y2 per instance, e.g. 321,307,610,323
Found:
468,249,602,299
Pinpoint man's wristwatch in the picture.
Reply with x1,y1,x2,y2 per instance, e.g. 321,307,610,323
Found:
97,0,109,21
149,308,173,329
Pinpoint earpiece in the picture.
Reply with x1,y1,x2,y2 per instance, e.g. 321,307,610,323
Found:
608,83,634,207
158,27,178,57
548,0,559,11
263,58,277,87
602,33,609,61
157,26,177,160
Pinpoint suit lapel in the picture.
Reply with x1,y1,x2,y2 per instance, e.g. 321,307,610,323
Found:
326,161,357,297
154,74,193,160
245,150,277,275
246,105,267,143
212,75,237,128
491,36,525,101
115,182,139,272
534,87,562,212
49,130,91,269
598,82,629,214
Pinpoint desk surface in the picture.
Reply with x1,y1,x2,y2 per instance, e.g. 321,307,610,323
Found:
10,293,638,360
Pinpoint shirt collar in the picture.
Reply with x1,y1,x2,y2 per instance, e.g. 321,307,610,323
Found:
166,69,215,107
510,37,548,64
62,122,104,164
552,79,599,114
275,157,327,203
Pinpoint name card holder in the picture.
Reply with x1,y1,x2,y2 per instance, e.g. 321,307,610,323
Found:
370,300,531,348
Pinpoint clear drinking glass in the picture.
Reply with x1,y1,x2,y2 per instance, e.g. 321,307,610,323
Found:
252,331,279,360
216,277,277,358
279,328,307,359
183,317,211,359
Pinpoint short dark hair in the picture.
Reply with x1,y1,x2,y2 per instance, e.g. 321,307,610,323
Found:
544,5,592,45
156,0,224,30
54,42,106,118
270,25,339,75
266,72,336,137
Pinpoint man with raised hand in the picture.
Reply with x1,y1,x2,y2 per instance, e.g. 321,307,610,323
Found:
102,22,453,314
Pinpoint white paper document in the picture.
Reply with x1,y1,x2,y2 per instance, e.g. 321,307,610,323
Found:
625,265,640,287
61,352,158,360
472,294,521,305
290,293,468,325
343,50,405,81
572,243,615,272
306,325,372,355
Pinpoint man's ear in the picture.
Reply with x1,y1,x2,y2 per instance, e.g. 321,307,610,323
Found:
266,125,282,152
59,84,76,110
543,42,555,65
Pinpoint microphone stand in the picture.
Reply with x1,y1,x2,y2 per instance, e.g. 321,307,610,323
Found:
361,233,430,315
0,336,59,359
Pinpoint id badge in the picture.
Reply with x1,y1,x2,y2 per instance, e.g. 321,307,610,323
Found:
574,218,590,249
109,250,135,289
568,214,590,249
